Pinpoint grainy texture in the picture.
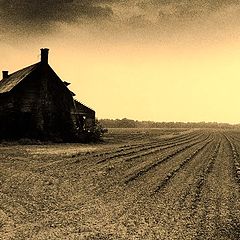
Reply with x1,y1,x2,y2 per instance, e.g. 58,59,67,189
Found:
0,128,239,239
0,49,95,141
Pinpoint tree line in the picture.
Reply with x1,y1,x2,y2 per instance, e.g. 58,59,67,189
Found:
99,118,240,129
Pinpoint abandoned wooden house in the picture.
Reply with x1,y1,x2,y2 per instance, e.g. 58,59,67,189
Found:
0,48,95,141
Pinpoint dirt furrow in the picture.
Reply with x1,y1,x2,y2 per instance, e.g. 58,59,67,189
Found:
192,135,240,240
98,131,201,156
124,135,211,184
71,131,200,159
96,132,204,164
224,134,240,183
153,139,217,194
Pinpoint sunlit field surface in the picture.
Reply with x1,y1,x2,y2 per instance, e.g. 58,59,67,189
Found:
0,128,239,239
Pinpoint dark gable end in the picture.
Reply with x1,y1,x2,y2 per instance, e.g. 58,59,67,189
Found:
41,63,76,97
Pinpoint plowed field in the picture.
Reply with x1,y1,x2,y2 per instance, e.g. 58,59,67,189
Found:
0,129,239,239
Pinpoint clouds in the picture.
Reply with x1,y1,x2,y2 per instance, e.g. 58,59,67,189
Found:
0,0,113,31
141,0,240,21
1,0,240,40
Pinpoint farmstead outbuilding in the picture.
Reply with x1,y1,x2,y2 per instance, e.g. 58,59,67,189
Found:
0,49,95,141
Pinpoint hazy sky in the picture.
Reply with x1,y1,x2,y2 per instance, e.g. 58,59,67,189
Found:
1,0,240,123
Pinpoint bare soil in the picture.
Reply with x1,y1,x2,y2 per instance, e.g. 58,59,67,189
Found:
0,128,239,239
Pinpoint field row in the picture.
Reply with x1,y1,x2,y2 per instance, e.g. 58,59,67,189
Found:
0,129,239,239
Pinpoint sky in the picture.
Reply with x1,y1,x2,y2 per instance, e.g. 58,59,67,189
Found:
1,0,240,123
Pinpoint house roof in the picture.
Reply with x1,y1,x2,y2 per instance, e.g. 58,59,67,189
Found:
0,62,94,116
0,63,39,94
72,100,95,117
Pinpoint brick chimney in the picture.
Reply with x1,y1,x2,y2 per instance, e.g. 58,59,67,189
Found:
2,71,8,79
40,48,49,64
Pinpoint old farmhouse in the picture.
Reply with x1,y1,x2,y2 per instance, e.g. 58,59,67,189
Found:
0,49,95,141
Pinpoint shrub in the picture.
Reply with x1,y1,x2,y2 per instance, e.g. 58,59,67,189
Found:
84,119,108,142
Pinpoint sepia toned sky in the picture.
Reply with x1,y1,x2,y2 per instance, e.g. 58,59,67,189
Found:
1,1,240,123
